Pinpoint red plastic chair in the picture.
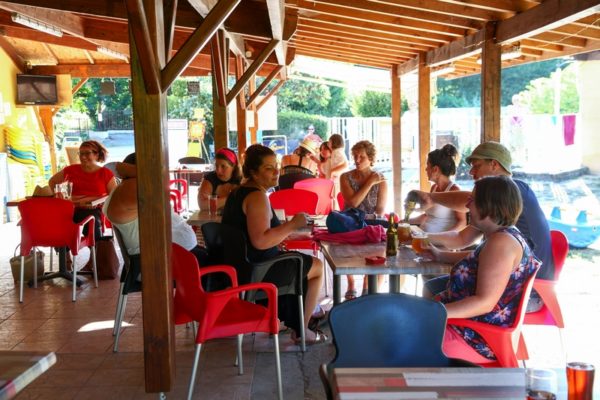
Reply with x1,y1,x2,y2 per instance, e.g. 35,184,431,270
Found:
293,178,334,215
337,191,345,210
170,189,184,214
446,269,537,367
170,179,188,213
517,230,569,359
269,188,319,216
17,197,97,302
172,244,283,400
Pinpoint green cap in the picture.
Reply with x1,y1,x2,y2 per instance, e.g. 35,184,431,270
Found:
466,141,512,174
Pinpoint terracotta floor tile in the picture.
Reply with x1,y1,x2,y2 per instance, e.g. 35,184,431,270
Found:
53,353,108,370
11,340,67,353
74,385,139,400
0,318,47,332
98,352,144,369
33,368,94,387
87,368,145,387
14,386,80,400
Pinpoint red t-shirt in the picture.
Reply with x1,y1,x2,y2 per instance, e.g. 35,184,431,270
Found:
63,165,114,197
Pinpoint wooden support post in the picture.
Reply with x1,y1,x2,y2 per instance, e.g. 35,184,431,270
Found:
38,108,57,175
391,65,402,214
213,69,229,150
210,34,227,107
128,2,175,393
256,79,284,111
418,56,431,192
481,22,501,143
236,55,248,151
247,65,283,107
248,76,258,144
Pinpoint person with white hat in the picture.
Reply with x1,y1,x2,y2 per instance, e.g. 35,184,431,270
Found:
280,137,320,176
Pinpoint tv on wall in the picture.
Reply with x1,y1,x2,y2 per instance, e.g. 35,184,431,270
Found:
16,74,58,105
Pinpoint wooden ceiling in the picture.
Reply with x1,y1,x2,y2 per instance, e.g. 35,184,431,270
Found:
0,0,599,81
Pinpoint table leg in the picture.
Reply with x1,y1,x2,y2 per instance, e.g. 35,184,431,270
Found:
30,247,84,287
389,275,401,293
367,275,378,295
333,275,341,305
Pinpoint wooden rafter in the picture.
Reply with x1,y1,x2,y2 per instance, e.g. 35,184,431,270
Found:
125,0,161,94
161,0,240,91
256,78,285,110
247,64,282,106
266,0,285,66
0,33,25,71
163,0,177,58
292,40,409,63
226,38,278,105
210,32,226,107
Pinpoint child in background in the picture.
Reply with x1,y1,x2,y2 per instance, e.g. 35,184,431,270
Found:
328,134,348,204
317,141,332,179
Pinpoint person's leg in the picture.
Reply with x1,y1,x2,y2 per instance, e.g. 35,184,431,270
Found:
345,274,356,299
304,255,324,338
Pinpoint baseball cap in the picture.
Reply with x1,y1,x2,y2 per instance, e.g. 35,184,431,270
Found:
466,141,512,174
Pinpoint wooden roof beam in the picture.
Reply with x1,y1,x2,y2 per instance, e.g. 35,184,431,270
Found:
210,32,227,106
437,0,538,14
0,33,25,71
292,0,464,39
294,48,390,68
302,0,481,31
162,0,240,91
125,0,160,94
226,38,278,104
247,64,282,106
266,0,285,66
293,41,407,63
291,35,411,61
425,28,485,67
256,79,284,111
495,0,600,44
396,56,419,76
371,0,506,21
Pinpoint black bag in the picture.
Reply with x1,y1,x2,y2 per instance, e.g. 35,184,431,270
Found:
326,207,367,233
9,245,45,283
95,238,120,280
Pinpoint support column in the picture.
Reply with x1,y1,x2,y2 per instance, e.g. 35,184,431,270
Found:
38,108,57,174
481,22,501,143
236,56,248,151
128,5,174,393
418,56,431,191
391,65,402,213
212,71,229,150
248,76,258,144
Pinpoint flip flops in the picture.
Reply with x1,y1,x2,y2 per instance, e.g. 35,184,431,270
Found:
344,289,357,301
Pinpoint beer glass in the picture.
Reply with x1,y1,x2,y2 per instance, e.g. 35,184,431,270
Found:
567,362,595,400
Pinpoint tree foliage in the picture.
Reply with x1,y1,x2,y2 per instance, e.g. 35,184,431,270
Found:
513,63,579,114
70,78,133,127
435,59,565,108
352,91,409,117
275,77,352,117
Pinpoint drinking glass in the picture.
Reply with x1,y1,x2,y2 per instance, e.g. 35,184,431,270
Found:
208,194,218,217
63,181,73,200
567,362,595,400
526,368,558,400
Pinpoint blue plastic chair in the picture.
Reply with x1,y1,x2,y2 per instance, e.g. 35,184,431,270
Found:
320,293,477,399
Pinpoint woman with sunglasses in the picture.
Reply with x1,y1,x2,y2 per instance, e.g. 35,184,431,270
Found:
49,140,117,242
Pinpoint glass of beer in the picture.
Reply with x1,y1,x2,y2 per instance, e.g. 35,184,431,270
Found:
411,235,429,254
397,223,411,244
208,194,218,216
567,362,595,400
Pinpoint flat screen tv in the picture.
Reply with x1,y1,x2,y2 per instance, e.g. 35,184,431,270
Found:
16,74,58,105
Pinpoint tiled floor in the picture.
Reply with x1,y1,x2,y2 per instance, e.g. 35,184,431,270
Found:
2,219,600,399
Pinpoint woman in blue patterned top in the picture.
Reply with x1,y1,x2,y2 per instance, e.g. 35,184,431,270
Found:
425,175,540,363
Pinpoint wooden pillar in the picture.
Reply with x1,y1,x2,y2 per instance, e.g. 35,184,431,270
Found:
212,70,229,150
481,22,501,143
391,65,402,214
38,108,58,174
418,56,431,191
248,76,258,144
128,8,175,394
236,56,248,151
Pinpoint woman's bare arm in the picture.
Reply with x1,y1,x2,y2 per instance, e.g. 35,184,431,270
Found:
444,232,522,318
244,190,307,250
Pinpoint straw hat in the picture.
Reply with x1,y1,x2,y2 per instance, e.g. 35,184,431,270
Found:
298,137,319,155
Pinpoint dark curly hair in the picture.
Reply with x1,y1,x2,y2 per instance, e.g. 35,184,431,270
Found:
242,144,275,179
427,144,458,177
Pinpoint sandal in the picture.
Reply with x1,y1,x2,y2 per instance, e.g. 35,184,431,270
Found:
344,289,357,301
291,329,329,346
308,311,329,332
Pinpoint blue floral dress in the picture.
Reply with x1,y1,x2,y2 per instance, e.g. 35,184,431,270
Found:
438,227,541,360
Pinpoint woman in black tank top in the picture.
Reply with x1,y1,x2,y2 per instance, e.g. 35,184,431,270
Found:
222,144,327,345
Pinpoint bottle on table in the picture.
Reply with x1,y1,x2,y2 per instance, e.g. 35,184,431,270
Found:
386,212,398,257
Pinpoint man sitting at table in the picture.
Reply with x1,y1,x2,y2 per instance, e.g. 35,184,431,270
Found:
103,153,207,265
409,142,552,312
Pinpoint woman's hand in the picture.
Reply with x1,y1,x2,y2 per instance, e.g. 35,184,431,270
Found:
289,212,309,230
406,190,433,211
367,171,385,187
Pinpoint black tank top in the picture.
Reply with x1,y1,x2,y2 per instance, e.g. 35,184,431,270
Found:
204,171,241,195
221,186,281,262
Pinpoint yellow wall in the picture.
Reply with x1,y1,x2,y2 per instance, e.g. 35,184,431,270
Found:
0,48,44,151
580,60,600,173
